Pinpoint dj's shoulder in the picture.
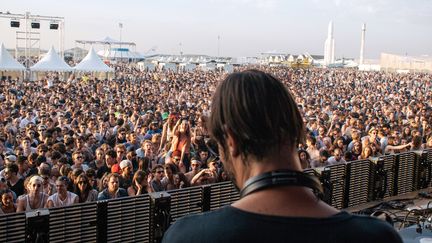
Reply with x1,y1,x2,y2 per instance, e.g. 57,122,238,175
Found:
342,213,402,242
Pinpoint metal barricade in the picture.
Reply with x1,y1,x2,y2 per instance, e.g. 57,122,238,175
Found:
396,152,417,195
323,163,347,209
1,150,432,242
106,194,151,243
168,186,202,222
346,159,372,208
209,181,240,211
49,202,97,243
0,212,26,243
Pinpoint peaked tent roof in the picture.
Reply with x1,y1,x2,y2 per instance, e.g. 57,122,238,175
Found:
30,47,73,72
74,47,113,72
0,43,26,71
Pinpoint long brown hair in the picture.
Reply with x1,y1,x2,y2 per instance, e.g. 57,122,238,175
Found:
131,170,149,194
209,69,305,161
74,174,92,203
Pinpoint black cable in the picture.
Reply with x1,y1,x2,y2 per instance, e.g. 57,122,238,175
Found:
399,209,420,230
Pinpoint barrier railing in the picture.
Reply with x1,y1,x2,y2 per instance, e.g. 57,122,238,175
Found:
0,149,431,242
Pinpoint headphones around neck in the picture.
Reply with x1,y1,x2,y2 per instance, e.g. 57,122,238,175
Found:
240,169,323,199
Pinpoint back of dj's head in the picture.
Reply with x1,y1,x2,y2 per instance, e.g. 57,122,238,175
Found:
209,69,305,161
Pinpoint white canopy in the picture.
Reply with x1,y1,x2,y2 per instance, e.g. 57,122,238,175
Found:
0,43,26,71
30,46,73,72
74,47,113,72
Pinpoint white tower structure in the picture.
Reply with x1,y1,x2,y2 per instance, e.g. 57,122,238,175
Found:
359,23,366,65
324,21,335,66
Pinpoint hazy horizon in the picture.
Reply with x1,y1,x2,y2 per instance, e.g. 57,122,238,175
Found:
1,0,431,59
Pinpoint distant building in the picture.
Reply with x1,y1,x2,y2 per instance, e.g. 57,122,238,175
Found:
380,53,432,73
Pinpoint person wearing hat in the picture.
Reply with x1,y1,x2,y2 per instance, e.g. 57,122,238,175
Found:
146,121,162,137
119,160,133,190
5,154,17,164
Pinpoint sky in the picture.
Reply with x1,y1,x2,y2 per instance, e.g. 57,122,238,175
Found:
1,0,431,59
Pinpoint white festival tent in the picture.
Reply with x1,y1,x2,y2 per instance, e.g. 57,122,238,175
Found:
0,43,26,71
74,47,113,72
30,46,73,72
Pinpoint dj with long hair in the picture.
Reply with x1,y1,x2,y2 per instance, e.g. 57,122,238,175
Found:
163,70,401,243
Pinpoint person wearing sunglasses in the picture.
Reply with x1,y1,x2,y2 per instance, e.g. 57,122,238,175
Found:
71,152,89,172
74,174,98,203
119,160,133,190
17,175,48,212
150,165,166,192
39,164,56,196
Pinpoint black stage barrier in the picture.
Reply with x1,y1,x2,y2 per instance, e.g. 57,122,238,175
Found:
0,150,431,242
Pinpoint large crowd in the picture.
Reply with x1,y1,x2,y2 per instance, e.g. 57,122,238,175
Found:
0,65,431,214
